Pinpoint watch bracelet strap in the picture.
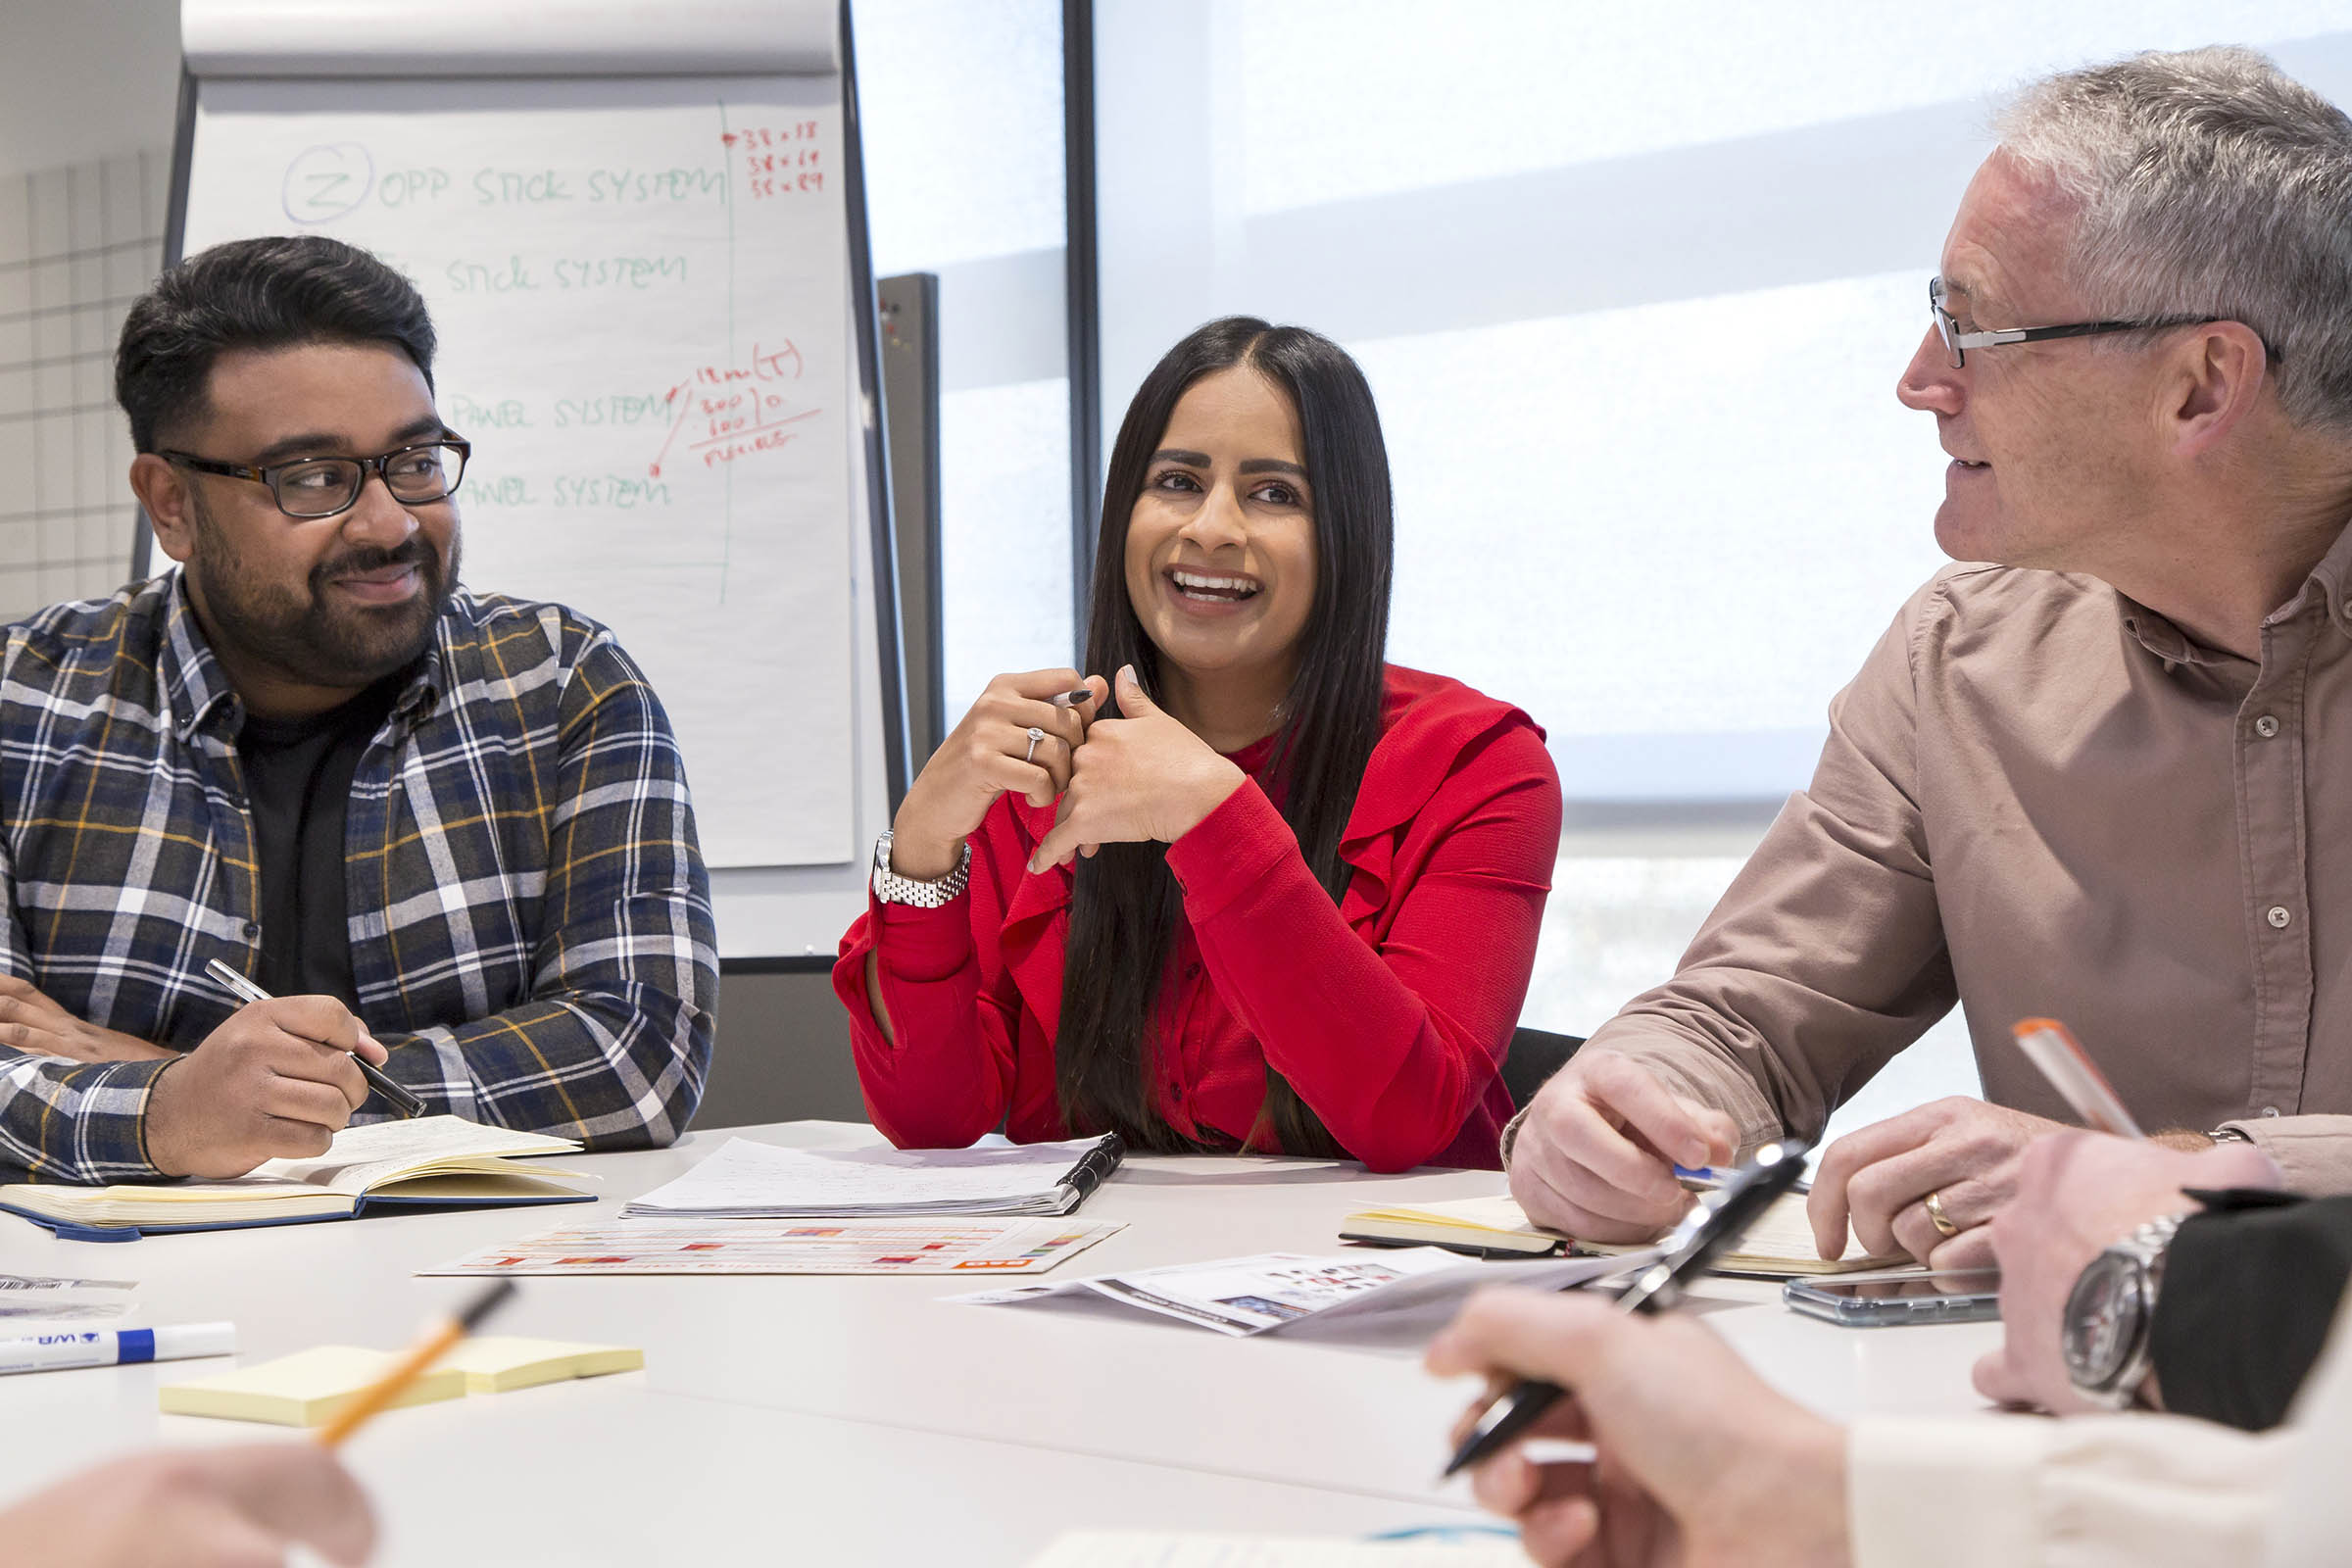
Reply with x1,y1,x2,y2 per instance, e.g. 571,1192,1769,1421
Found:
2112,1212,2187,1403
872,833,972,907
2125,1211,2187,1263
2064,1211,2187,1408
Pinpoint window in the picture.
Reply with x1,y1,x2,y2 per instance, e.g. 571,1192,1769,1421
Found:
855,0,1074,721
1091,5,2352,1125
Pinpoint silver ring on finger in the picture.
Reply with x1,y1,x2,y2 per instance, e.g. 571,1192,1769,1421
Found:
1023,726,1047,764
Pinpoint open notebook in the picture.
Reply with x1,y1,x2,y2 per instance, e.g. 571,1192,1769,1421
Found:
1340,1191,1909,1277
0,1116,593,1241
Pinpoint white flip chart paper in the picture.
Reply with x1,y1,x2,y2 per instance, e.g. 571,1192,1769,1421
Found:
180,74,858,867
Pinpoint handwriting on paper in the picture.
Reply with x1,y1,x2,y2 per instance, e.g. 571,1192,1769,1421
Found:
721,122,824,199
650,342,821,477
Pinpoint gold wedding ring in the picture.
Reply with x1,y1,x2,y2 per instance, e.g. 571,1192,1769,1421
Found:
1023,726,1046,763
1923,1189,1960,1239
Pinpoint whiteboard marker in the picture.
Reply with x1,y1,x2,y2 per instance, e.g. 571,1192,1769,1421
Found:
0,1324,235,1376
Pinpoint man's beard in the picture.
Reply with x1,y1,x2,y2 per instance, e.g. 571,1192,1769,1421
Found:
186,489,461,690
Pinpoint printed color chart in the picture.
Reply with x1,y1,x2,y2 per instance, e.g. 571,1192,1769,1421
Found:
425,1216,1125,1277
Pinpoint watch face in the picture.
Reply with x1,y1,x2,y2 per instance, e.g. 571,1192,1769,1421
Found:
2063,1252,2146,1390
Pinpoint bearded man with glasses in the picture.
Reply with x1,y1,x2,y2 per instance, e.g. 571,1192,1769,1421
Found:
0,234,714,1182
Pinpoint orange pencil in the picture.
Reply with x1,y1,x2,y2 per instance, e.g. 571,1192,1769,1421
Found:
316,1279,516,1448
2011,1016,2145,1139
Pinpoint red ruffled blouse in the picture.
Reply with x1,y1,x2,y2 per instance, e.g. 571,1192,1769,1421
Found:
832,665,1561,1171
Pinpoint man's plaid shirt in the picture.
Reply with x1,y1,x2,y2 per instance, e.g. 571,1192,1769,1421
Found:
0,572,717,1180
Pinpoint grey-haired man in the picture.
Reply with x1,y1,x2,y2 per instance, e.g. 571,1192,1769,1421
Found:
1510,46,2352,1269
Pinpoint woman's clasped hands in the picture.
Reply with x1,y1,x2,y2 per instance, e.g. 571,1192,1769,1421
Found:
886,662,1249,883
1028,664,1248,874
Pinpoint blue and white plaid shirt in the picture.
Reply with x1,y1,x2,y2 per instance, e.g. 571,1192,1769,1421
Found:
0,572,717,1181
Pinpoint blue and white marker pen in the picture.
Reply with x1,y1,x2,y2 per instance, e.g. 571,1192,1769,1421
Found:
0,1323,234,1376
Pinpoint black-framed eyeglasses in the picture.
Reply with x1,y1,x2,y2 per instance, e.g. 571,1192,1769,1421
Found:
162,437,471,520
1928,276,2235,369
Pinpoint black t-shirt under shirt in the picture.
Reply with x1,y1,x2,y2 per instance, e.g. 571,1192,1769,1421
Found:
236,678,402,1004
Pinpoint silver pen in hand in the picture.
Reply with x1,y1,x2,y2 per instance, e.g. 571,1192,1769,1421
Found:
200,958,425,1118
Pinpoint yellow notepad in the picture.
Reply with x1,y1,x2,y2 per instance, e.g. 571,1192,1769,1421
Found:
160,1347,467,1427
431,1336,645,1393
1341,1192,1910,1277
0,1116,593,1236
161,1337,643,1425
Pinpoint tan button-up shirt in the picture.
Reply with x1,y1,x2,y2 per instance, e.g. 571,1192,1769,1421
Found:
1582,530,2352,1192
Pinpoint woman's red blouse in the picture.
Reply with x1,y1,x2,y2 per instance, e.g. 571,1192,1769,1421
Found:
833,665,1561,1172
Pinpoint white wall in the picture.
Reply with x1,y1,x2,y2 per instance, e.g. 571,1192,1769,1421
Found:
0,0,181,181
0,1,179,619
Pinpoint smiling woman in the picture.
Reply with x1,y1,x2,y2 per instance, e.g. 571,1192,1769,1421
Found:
835,318,1563,1172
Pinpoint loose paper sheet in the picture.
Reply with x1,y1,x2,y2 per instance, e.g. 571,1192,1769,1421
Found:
423,1216,1123,1276
954,1248,1650,1339
0,1275,136,1323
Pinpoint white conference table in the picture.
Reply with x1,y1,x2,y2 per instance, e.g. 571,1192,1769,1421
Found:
0,1121,2006,1565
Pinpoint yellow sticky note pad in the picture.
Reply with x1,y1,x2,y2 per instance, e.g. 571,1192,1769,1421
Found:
430,1335,644,1393
161,1346,466,1428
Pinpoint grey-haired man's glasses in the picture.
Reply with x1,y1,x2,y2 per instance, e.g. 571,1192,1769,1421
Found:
162,438,471,520
1928,276,2232,369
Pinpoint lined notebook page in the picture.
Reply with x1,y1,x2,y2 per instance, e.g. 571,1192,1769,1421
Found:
253,1116,584,1197
1371,1191,1899,1271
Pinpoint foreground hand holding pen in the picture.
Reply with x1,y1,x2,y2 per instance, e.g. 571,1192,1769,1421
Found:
1428,1142,1846,1568
1442,1138,1812,1478
1427,1281,1853,1568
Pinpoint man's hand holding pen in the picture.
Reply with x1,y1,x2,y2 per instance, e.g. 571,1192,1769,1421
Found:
146,995,388,1178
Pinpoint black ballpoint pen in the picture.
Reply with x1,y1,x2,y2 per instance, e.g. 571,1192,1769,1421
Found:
202,958,427,1119
1441,1136,1814,1479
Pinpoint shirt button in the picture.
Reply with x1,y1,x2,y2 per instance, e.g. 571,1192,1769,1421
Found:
2254,714,2280,738
2268,906,2294,928
2262,1105,2282,1117
242,921,261,942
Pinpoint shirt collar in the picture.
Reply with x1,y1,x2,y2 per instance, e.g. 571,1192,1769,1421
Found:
2114,518,2352,667
2113,596,2225,667
2297,517,2352,641
157,568,449,742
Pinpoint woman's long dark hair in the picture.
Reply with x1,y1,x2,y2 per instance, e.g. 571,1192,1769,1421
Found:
1054,317,1395,1156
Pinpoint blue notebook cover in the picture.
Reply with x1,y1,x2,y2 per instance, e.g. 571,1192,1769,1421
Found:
0,1186,596,1244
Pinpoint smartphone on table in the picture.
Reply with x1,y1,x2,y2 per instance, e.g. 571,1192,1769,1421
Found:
1783,1267,2000,1327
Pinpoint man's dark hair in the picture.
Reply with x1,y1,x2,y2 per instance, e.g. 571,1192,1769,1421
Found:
114,235,437,452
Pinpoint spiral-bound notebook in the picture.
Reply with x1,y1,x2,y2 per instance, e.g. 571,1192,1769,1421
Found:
620,1133,1125,1218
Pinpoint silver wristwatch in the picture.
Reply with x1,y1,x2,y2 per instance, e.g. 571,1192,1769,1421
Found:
2061,1212,2187,1409
870,830,971,908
